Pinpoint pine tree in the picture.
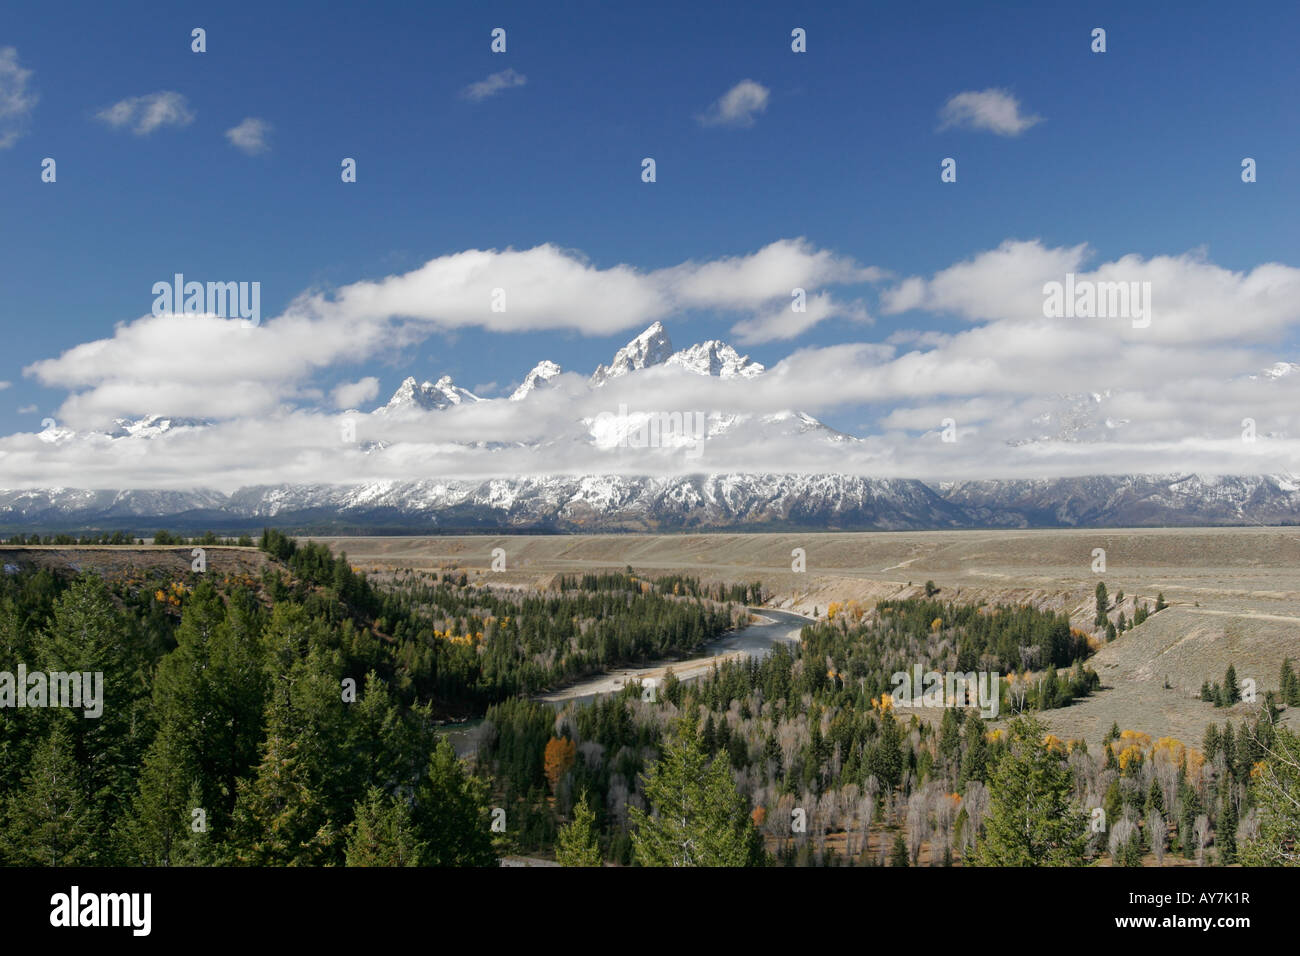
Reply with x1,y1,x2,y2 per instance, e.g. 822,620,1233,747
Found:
415,737,496,867
890,830,909,867
345,787,424,866
629,718,763,867
35,575,148,860
555,790,603,867
959,712,989,786
1224,664,1240,705
1095,582,1109,626
231,730,338,866
0,725,98,865
1217,785,1237,864
1241,726,1300,866
1203,723,1221,760
974,714,1088,866
938,708,962,769
120,723,194,865
1146,776,1164,814
1280,659,1299,707
150,582,267,837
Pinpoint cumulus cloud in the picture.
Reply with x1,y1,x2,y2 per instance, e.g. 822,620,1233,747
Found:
12,239,1300,488
730,294,870,345
938,88,1041,136
331,377,380,409
97,91,194,135
461,68,527,102
23,238,877,425
0,47,37,149
225,117,271,154
697,79,769,127
881,239,1300,344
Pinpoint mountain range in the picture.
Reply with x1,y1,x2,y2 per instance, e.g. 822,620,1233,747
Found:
8,325,1300,533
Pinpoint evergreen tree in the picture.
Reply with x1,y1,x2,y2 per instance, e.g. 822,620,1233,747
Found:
1217,785,1237,864
415,738,496,867
629,718,763,867
231,730,338,866
36,575,150,860
1224,664,1240,705
867,713,904,793
938,708,962,769
1203,723,1221,761
120,723,194,866
1281,659,1300,708
555,790,603,867
959,712,989,786
974,715,1088,866
890,830,909,867
0,725,98,865
345,787,424,866
1241,726,1300,866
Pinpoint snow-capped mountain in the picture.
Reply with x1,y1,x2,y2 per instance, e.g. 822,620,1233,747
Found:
665,340,764,379
376,375,480,414
8,329,1299,533
510,360,562,400
937,473,1300,528
6,473,1300,532
589,321,676,386
38,415,211,444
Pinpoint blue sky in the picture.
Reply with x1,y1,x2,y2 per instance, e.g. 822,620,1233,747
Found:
2,0,1298,486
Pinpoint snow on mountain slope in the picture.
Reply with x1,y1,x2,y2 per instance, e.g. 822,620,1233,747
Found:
6,472,1300,531
589,321,675,386
665,340,764,379
376,375,480,414
509,360,562,400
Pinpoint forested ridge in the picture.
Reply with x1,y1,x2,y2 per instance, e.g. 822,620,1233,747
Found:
0,532,741,865
0,532,1296,867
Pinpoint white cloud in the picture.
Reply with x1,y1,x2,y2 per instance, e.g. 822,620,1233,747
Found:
225,117,271,154
24,238,877,426
331,377,380,409
17,404,37,414
13,239,1300,487
697,79,769,128
730,294,869,345
938,88,1041,136
881,239,1300,345
882,240,1089,320
462,68,527,102
0,47,37,149
97,92,194,135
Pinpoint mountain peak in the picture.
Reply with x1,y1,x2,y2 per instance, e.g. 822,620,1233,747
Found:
590,322,675,386
510,360,562,401
666,340,764,379
378,374,480,413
